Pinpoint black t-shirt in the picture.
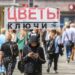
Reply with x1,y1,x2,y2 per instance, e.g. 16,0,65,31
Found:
1,41,18,58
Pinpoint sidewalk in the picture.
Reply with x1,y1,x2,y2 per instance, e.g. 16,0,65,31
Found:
13,53,75,75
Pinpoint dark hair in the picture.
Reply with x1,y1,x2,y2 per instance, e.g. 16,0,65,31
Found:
12,30,16,33
66,25,70,28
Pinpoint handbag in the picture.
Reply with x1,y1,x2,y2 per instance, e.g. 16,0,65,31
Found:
68,41,74,47
18,60,25,73
17,45,32,73
24,62,34,73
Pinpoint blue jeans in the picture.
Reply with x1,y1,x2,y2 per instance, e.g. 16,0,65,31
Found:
66,46,72,59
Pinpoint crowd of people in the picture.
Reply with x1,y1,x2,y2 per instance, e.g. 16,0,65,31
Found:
0,22,75,75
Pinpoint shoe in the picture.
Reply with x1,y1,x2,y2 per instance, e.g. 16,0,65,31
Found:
55,70,58,74
47,68,50,73
67,58,70,63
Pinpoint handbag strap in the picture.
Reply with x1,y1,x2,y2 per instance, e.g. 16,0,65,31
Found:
65,32,69,40
48,39,54,50
9,42,14,56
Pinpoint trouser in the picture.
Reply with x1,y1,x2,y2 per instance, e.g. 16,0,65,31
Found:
24,72,42,75
5,59,16,75
47,53,59,71
43,41,48,54
66,46,72,60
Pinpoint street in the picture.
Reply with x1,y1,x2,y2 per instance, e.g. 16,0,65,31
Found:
13,52,75,75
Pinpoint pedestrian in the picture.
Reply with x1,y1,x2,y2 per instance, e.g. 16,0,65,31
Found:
1,32,18,75
0,28,6,49
38,28,43,46
62,24,74,63
47,29,63,73
17,29,28,60
42,28,50,55
22,35,46,75
69,22,75,61
29,28,40,39
11,29,17,42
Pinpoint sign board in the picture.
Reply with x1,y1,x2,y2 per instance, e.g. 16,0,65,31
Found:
4,7,60,29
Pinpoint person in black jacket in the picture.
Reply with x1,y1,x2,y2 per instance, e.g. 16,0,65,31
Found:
47,30,63,73
1,32,18,75
23,35,46,75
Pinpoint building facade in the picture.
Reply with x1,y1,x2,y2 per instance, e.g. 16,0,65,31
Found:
0,0,75,27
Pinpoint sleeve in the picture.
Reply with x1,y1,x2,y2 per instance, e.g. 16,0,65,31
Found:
70,30,74,42
38,47,46,64
55,37,59,51
1,44,5,52
69,29,72,41
1,44,5,56
22,45,31,63
13,42,19,57
62,32,66,44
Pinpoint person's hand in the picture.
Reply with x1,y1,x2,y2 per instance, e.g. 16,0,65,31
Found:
34,53,39,59
28,52,34,59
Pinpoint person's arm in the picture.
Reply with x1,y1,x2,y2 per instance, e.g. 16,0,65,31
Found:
22,45,33,63
37,47,46,64
62,32,66,44
13,42,19,57
1,44,5,53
